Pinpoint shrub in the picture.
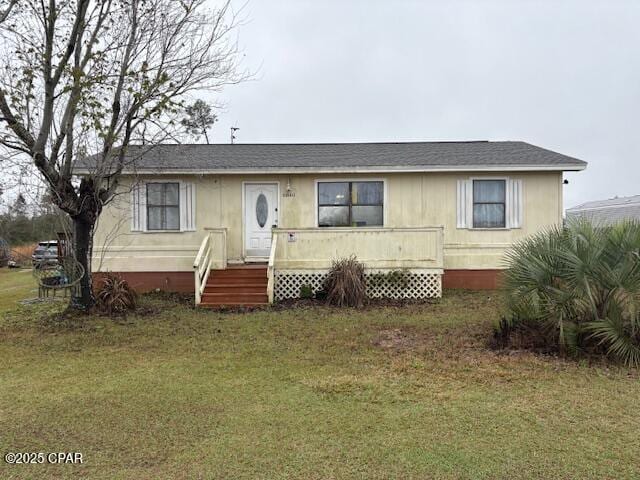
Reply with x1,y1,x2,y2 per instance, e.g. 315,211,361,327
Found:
10,243,37,267
324,256,367,308
499,220,640,366
314,289,328,301
95,274,137,315
299,284,314,299
368,269,409,288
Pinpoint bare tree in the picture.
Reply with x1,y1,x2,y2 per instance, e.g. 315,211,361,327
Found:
0,0,247,309
181,99,217,144
0,0,18,23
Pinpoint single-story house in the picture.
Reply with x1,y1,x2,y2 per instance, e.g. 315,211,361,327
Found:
566,195,640,226
81,141,587,306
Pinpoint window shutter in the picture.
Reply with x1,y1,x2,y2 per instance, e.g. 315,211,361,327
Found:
180,182,196,231
456,179,472,228
506,178,523,229
131,181,146,232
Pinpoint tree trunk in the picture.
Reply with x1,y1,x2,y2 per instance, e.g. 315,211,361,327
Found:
72,215,95,310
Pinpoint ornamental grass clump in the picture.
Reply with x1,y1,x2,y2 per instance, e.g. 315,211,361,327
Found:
325,256,368,308
95,274,137,315
498,219,640,366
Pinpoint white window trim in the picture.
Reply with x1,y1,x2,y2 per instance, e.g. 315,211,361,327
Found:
467,176,509,230
132,179,196,233
314,178,388,228
458,176,523,231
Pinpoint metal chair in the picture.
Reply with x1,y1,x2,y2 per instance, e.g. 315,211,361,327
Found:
33,256,85,299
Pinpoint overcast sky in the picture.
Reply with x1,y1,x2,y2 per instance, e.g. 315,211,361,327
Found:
206,0,640,209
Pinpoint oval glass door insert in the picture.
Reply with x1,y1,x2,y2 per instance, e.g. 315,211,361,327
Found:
256,193,268,228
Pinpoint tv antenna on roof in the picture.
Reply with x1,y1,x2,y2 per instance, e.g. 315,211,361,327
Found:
230,126,240,144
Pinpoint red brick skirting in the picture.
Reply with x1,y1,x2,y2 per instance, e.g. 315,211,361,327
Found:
92,272,194,293
442,269,502,290
94,269,503,294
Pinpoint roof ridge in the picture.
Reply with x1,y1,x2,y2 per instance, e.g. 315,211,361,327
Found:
76,141,588,174
126,140,505,147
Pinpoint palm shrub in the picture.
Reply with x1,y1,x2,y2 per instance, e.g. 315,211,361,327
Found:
500,219,640,366
95,274,137,315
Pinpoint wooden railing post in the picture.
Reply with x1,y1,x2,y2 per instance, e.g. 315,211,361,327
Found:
221,229,227,270
267,230,278,304
194,269,202,305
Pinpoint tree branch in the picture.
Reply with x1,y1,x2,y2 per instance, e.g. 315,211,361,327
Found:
0,0,18,24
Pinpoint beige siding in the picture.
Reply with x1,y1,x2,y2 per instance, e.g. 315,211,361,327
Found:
92,171,563,272
271,227,444,270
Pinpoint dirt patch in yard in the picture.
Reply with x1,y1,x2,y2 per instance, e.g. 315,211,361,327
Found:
372,328,423,351
371,322,495,359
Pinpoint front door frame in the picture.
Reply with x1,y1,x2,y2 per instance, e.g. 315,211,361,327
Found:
242,181,280,261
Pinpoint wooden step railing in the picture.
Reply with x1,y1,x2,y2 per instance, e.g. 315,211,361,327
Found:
193,228,227,305
267,231,278,304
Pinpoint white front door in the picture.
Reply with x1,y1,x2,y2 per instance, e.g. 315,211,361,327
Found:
244,183,278,258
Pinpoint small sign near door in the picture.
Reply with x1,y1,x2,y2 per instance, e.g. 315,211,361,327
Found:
287,232,296,243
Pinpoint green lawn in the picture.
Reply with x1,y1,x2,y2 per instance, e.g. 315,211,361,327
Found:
0,269,638,479
0,268,39,313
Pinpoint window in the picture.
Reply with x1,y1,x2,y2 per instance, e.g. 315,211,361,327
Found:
318,181,383,227
473,180,505,228
146,182,180,230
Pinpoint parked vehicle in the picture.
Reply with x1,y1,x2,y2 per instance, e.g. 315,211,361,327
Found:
32,240,59,267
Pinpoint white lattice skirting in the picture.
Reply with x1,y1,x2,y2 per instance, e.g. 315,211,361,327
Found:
274,269,442,301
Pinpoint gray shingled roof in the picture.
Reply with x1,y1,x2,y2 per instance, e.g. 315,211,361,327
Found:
566,195,640,226
76,141,587,173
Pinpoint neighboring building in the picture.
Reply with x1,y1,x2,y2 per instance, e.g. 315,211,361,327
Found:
78,141,587,306
566,195,640,226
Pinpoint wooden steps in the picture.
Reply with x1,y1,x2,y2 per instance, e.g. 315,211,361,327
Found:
199,265,268,307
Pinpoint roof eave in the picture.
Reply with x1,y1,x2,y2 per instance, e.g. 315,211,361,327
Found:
74,163,587,176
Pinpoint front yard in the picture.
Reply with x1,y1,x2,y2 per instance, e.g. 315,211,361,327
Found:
0,269,638,479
